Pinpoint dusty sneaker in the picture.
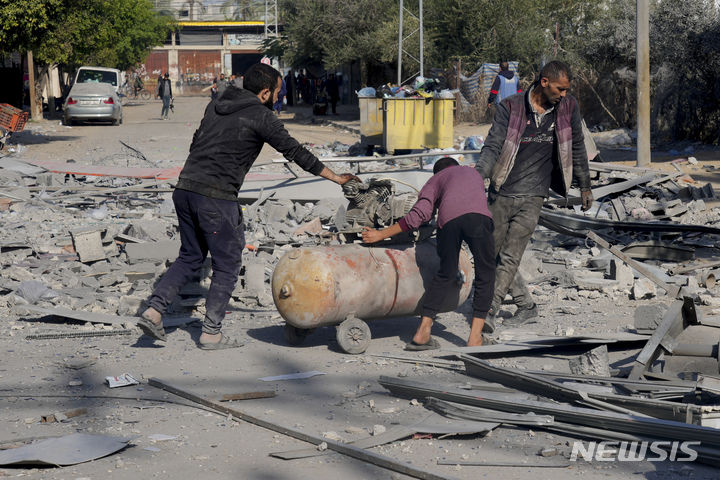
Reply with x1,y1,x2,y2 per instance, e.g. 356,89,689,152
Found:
503,304,538,327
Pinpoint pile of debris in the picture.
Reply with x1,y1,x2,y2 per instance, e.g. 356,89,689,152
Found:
378,296,720,467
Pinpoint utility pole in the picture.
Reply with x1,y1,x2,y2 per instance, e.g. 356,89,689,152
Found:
264,0,278,39
396,0,424,85
636,0,651,166
27,51,40,121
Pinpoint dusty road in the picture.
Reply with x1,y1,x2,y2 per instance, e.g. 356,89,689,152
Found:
0,97,718,480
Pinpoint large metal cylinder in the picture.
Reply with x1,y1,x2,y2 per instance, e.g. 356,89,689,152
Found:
272,242,473,329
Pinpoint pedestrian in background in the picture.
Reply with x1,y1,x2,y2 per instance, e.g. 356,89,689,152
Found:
157,72,173,120
326,73,340,115
215,72,229,98
488,61,521,106
273,78,286,115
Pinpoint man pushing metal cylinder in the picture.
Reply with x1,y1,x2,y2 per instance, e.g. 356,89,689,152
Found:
272,157,496,354
272,242,473,354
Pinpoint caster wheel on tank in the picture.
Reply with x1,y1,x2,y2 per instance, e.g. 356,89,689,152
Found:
336,317,371,354
284,324,312,345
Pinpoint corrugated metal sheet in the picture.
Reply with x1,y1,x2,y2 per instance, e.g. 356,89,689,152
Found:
139,51,169,91
460,61,519,105
178,50,221,94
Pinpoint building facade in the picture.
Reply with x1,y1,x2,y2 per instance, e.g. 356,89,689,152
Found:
141,21,268,95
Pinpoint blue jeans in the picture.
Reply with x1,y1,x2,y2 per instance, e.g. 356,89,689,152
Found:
161,96,171,118
147,189,245,334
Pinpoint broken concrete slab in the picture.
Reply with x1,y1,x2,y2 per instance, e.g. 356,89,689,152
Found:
634,304,670,334
293,217,323,237
15,305,133,325
568,345,611,377
610,259,634,287
126,220,169,242
125,240,180,263
633,278,658,299
70,227,106,263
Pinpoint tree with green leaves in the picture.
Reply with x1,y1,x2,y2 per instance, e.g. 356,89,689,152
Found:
1,0,174,111
274,0,399,84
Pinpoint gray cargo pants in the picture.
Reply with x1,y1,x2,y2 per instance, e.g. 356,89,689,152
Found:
488,193,544,313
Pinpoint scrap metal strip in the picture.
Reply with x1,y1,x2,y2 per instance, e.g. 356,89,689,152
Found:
148,378,459,480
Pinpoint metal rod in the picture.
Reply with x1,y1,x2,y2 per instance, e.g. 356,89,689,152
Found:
636,0,651,166
586,231,680,297
419,0,423,78
397,0,403,85
148,378,459,480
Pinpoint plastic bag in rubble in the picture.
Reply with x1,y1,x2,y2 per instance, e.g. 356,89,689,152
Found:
15,280,59,304
463,135,484,164
158,196,175,215
88,204,108,220
356,87,376,98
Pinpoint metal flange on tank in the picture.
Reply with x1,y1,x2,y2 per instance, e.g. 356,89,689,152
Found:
271,242,473,354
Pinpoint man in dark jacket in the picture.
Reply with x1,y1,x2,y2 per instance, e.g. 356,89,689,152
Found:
157,73,173,120
475,60,593,332
138,63,359,349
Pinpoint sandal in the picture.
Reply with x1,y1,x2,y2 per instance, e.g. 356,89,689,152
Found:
137,315,166,341
404,337,440,351
198,334,244,350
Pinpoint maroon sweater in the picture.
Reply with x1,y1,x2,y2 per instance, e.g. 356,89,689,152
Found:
398,165,492,232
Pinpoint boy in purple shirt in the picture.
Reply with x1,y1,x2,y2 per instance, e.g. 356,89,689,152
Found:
362,157,495,348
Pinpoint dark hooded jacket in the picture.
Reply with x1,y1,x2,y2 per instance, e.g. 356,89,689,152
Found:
176,86,326,200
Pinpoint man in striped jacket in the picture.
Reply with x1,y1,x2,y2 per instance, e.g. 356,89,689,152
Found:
475,60,593,332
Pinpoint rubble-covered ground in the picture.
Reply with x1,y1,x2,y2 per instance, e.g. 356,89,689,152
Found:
1,97,720,479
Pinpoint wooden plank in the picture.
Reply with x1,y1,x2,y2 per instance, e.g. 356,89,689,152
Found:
672,259,720,275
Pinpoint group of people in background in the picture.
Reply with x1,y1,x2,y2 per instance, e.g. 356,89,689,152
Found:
209,69,342,116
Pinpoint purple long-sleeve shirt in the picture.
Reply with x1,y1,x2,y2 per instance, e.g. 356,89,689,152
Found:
397,165,492,232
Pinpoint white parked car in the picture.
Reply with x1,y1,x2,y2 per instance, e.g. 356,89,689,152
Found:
73,66,124,93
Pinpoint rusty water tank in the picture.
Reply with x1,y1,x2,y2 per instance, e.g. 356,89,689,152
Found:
271,242,473,352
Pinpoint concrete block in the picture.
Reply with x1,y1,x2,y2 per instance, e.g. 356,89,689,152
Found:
128,220,169,242
569,345,610,377
118,296,144,316
313,198,344,222
574,275,618,292
293,217,323,237
125,240,181,263
243,261,266,295
633,304,668,332
71,228,106,263
633,278,657,299
265,200,294,222
610,260,634,287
